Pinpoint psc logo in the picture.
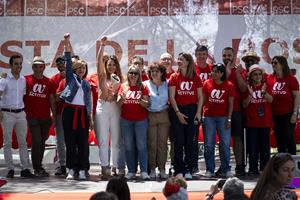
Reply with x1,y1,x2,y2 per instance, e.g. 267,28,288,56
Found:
180,81,193,91
273,82,285,91
32,84,46,93
210,89,225,99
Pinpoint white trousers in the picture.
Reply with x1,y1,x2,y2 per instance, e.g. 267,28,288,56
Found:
95,100,121,168
2,111,30,170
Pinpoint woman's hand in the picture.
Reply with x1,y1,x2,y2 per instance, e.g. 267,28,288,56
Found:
89,116,94,130
194,112,202,125
100,36,107,45
247,85,254,97
176,111,188,125
291,113,297,124
63,33,72,52
225,118,231,129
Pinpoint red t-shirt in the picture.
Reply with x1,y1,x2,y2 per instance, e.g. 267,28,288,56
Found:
86,73,99,116
227,67,247,112
166,70,175,79
267,74,299,115
141,71,149,81
24,75,55,120
202,79,235,117
195,63,212,82
50,73,65,116
168,72,203,105
56,79,66,115
243,84,273,128
119,84,149,121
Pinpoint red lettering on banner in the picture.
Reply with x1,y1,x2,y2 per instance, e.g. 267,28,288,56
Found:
67,0,86,16
232,38,241,61
293,38,300,64
88,0,107,16
0,0,4,16
149,0,168,16
25,41,50,57
129,0,148,16
47,0,66,16
128,40,148,66
218,0,231,15
0,41,23,68
108,0,128,16
6,0,24,16
96,40,123,62
51,40,74,68
261,38,289,63
26,0,45,16
170,0,189,16
271,0,291,15
231,0,251,15
292,0,300,14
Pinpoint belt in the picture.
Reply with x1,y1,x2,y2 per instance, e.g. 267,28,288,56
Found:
1,108,24,113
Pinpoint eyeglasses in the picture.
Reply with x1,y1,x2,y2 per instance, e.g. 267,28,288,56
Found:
271,61,278,65
161,58,172,61
128,72,139,75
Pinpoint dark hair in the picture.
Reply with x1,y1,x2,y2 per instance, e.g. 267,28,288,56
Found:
106,177,130,200
104,55,123,83
178,52,195,79
9,55,22,65
55,55,65,63
251,153,294,200
222,47,234,54
71,55,80,60
131,55,144,65
89,191,118,200
147,62,167,82
195,45,208,54
212,63,226,81
272,55,290,77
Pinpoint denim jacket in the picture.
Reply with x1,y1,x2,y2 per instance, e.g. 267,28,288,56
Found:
60,52,92,115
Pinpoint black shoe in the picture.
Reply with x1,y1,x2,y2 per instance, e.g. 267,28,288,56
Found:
247,171,259,178
235,165,246,177
54,166,66,176
21,169,36,178
34,168,49,177
215,168,222,177
6,170,14,178
85,170,90,177
168,166,175,176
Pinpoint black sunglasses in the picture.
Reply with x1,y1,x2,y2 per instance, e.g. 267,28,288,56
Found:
271,61,278,65
128,72,139,75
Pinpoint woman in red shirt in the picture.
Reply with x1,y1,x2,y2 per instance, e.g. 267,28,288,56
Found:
202,63,234,178
243,65,273,176
117,66,150,180
169,52,203,180
267,56,300,155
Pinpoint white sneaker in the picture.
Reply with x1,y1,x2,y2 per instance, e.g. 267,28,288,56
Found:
66,169,75,180
184,172,192,180
176,173,183,178
204,171,213,178
226,171,233,178
159,170,168,179
79,170,86,180
149,170,156,179
125,173,136,180
141,172,150,180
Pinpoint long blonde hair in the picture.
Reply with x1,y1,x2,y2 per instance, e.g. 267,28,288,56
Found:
177,52,195,79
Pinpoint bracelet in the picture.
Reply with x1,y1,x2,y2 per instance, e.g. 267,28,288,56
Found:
175,110,180,113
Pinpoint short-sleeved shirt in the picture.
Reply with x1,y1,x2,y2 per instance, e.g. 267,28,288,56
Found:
0,73,26,109
267,74,299,115
50,73,65,116
144,80,168,112
243,83,273,128
24,75,55,120
202,79,235,117
227,67,247,112
168,72,203,105
119,84,149,121
86,73,99,116
195,63,212,82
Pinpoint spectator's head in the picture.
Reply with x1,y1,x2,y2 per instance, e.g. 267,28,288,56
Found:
55,55,65,72
89,191,118,200
163,177,188,200
223,177,246,200
147,62,167,82
251,153,295,200
241,51,260,70
248,64,265,85
195,45,208,64
222,47,234,66
177,52,195,79
9,55,22,75
32,56,46,77
212,63,226,82
159,53,173,69
126,65,141,86
272,55,290,77
131,56,144,72
104,55,123,82
72,59,88,79
106,177,130,200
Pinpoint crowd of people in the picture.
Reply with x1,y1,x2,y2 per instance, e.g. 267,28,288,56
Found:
0,32,299,185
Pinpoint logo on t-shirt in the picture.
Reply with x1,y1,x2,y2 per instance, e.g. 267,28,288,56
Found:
178,81,194,95
29,84,47,98
272,82,286,95
250,90,266,103
209,89,225,103
199,73,211,82
125,90,142,104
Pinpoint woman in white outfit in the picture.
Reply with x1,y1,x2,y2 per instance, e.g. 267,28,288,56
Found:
95,36,124,178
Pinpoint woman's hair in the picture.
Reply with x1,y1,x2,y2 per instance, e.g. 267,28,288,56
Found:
272,55,290,77
147,62,167,82
251,153,294,200
223,177,245,200
72,59,88,79
89,191,118,200
212,63,226,81
126,65,141,87
106,177,130,200
163,177,188,200
178,52,195,79
104,55,123,83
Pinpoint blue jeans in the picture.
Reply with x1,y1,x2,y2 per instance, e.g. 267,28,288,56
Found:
120,118,148,173
203,116,231,174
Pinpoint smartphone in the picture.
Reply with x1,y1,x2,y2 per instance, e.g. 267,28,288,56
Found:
217,179,226,188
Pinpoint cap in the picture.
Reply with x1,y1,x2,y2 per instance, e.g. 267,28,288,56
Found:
32,56,45,65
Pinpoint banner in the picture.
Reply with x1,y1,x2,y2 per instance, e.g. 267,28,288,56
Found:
0,0,300,79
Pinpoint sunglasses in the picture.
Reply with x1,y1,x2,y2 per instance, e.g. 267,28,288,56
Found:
128,72,139,75
271,61,278,65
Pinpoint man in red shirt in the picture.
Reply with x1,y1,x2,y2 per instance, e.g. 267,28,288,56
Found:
50,56,66,176
222,47,247,177
194,45,212,83
24,56,56,177
131,56,149,81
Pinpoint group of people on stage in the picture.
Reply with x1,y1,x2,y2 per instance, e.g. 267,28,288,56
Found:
0,32,299,181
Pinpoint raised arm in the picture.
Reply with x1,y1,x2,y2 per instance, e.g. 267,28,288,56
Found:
63,33,73,83
97,36,107,87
